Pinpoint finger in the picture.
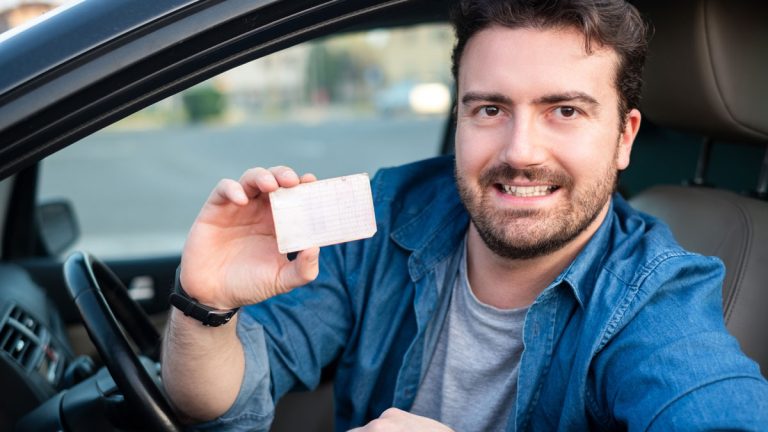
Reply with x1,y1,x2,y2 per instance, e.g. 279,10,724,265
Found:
300,172,317,183
380,408,405,418
240,167,279,197
269,165,301,188
208,178,248,206
278,246,320,289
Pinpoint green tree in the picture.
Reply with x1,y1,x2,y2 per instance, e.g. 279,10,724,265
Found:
182,85,226,123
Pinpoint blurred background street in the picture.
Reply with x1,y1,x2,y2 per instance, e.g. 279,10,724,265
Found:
4,2,455,257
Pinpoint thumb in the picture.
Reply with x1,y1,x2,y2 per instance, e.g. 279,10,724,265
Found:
278,246,320,289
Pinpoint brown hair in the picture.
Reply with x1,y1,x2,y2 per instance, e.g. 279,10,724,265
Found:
451,0,649,123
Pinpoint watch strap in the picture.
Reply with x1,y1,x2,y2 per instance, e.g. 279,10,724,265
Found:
169,267,239,327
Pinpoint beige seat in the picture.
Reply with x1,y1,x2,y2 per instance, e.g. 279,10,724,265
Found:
630,0,768,376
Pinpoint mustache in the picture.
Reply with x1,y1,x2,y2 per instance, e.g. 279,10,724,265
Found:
478,165,573,189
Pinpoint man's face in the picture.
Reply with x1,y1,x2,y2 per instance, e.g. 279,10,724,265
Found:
455,25,640,260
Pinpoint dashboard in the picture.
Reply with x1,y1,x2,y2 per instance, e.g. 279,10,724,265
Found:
0,264,75,430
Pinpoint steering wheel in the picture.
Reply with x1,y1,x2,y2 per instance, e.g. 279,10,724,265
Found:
64,251,181,432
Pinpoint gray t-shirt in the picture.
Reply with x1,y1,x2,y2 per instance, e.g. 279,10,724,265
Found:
410,241,527,432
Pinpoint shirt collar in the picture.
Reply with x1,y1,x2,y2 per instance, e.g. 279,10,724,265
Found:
390,161,470,281
551,195,624,309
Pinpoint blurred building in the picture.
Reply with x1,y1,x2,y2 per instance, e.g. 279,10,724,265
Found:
221,44,311,112
0,1,59,33
218,24,454,116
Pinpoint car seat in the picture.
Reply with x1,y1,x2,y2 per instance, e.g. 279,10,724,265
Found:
629,0,768,377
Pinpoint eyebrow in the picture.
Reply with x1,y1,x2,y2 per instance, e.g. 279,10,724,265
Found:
460,91,599,107
461,91,513,106
533,91,599,106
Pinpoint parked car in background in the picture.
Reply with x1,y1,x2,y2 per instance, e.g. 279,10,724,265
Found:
374,80,451,115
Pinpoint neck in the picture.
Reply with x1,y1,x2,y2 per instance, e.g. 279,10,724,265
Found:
466,203,610,310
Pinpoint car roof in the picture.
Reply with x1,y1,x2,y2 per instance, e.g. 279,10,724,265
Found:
0,0,201,97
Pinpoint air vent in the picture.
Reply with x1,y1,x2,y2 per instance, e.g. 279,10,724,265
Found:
9,305,40,333
0,305,41,368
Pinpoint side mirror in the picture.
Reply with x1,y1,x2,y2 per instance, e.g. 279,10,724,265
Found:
36,200,80,256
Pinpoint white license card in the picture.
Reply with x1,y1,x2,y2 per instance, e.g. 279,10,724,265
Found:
269,173,377,253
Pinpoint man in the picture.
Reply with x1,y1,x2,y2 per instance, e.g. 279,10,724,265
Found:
161,0,768,430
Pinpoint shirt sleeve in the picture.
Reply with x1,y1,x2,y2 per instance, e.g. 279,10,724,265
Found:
591,253,768,431
187,312,275,431
248,242,353,400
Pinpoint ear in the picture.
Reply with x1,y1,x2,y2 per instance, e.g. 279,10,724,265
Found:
616,108,641,170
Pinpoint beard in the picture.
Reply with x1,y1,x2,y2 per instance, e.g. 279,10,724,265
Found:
455,162,616,260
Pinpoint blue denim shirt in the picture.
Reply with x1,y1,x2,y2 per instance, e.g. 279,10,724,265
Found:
197,156,768,431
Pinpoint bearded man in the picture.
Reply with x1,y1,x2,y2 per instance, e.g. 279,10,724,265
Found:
161,1,768,430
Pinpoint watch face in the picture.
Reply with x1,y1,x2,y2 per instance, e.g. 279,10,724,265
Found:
205,311,235,327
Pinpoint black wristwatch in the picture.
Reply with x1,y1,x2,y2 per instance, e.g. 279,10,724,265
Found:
169,268,239,327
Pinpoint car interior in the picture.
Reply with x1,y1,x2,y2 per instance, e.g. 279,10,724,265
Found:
629,0,768,376
0,0,765,431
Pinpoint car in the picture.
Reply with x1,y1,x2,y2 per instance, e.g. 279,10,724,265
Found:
0,0,765,431
373,80,451,116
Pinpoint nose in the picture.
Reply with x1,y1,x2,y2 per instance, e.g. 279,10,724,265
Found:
498,114,547,169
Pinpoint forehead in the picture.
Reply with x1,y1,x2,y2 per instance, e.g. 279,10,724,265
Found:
458,25,619,99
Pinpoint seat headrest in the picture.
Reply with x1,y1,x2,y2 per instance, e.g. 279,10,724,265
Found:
639,0,768,143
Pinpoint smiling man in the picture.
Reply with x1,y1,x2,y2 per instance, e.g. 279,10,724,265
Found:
161,1,768,431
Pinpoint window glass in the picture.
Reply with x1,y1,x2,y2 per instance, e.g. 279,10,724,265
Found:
38,24,455,258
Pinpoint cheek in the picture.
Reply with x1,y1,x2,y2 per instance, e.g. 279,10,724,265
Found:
454,122,503,173
454,125,482,175
555,132,618,179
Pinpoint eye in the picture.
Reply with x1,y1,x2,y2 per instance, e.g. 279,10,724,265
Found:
555,106,577,118
480,105,501,117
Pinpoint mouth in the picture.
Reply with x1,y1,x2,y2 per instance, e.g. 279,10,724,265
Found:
496,183,559,198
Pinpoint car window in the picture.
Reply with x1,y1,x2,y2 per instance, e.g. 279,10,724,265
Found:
37,24,455,259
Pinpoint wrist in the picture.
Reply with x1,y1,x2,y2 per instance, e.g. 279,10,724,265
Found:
170,267,239,327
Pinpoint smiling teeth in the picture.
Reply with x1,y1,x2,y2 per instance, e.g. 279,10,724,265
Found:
501,185,555,197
